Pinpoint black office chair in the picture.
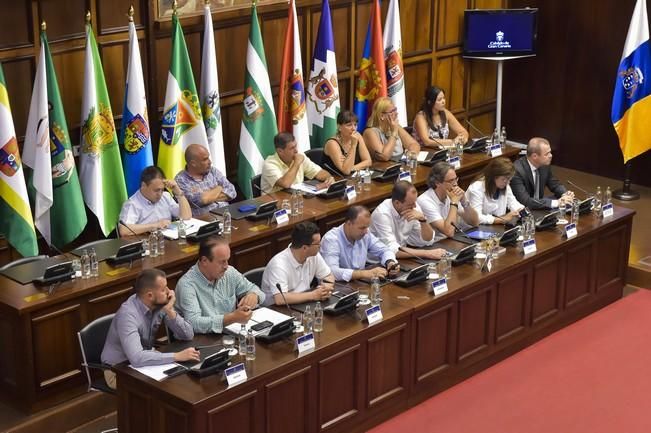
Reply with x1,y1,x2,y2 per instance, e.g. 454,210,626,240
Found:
77,314,118,432
251,174,262,198
243,267,265,288
305,148,324,166
0,255,48,272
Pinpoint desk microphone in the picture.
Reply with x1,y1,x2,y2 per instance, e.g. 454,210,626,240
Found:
465,119,487,137
118,220,140,237
48,242,65,258
397,246,430,265
323,162,346,179
275,283,295,317
566,180,589,197
451,222,479,243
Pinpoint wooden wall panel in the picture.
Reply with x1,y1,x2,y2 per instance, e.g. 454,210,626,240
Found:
468,59,497,109
401,0,433,55
0,3,32,49
436,0,468,50
50,48,85,130
97,0,145,33
40,0,87,40
403,61,431,122
214,23,249,95
2,59,35,138
435,54,465,112
99,42,128,115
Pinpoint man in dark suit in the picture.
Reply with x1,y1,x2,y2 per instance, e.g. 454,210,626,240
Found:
510,137,574,210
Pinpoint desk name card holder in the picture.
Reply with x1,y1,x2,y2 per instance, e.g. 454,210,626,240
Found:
564,223,578,239
431,277,449,296
224,363,247,387
522,238,537,255
365,305,383,325
296,332,315,354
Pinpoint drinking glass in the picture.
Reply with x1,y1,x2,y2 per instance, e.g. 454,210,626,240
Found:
222,335,237,356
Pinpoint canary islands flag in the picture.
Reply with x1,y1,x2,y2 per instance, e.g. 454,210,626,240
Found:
611,0,651,163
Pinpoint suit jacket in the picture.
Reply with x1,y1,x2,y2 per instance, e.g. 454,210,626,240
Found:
510,156,566,210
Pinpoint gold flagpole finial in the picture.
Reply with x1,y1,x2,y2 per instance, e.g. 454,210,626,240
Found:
172,0,178,16
85,10,91,24
128,5,135,22
41,21,47,32
204,0,210,6
252,0,257,6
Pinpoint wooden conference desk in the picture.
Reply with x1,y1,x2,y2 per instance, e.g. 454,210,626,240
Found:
0,147,521,413
115,206,634,433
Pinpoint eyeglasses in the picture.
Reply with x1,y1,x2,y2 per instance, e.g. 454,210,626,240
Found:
382,108,398,114
309,242,321,247
444,177,459,184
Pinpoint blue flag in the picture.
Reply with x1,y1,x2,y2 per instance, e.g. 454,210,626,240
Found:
120,17,153,196
611,0,651,163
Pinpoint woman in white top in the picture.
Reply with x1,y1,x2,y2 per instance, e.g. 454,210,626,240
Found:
466,157,524,225
364,96,419,161
412,86,468,149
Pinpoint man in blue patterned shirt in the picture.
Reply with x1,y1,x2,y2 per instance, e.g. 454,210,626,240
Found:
175,236,266,334
175,144,236,217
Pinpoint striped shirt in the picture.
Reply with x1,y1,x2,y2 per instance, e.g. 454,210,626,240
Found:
175,167,236,217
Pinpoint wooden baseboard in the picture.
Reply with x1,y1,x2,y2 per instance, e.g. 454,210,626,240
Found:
4,392,115,433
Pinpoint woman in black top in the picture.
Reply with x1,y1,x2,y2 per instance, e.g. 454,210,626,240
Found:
322,110,372,176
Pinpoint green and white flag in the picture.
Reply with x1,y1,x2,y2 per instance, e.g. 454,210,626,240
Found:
23,29,87,248
0,63,38,257
238,4,277,199
79,20,127,236
158,13,208,179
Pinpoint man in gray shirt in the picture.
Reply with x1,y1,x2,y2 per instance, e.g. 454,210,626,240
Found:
119,165,191,236
175,236,266,333
101,269,199,389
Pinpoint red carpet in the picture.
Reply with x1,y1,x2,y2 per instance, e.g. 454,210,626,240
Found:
369,290,651,433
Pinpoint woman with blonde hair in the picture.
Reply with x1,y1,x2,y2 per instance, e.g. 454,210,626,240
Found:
363,97,419,161
465,157,524,225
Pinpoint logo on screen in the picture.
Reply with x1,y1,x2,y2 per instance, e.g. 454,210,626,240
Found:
488,30,511,49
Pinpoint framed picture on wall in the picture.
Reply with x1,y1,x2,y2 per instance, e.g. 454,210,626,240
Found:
156,0,283,21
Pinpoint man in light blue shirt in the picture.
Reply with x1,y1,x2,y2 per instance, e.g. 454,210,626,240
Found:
321,205,399,282
175,235,266,334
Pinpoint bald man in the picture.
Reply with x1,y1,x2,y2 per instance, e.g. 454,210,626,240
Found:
510,137,574,210
175,144,237,216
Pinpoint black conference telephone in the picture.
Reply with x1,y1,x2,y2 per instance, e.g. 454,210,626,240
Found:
463,136,489,153
394,264,429,287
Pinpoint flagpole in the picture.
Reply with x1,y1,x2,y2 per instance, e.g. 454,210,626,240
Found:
613,161,640,201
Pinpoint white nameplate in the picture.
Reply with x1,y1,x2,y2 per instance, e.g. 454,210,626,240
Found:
522,239,537,255
345,185,357,201
224,363,247,387
296,332,316,354
273,209,289,225
431,278,448,296
448,155,461,169
398,171,412,183
489,143,502,157
602,203,614,218
365,305,383,325
565,223,578,239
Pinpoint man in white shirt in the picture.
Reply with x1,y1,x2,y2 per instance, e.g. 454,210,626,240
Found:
417,162,480,242
370,181,446,260
261,222,335,306
260,132,334,194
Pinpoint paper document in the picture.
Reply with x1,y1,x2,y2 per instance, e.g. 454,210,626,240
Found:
417,151,430,162
129,362,178,381
161,218,210,240
291,182,328,195
224,307,293,335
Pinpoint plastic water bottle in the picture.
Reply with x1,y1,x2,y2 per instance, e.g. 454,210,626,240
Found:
593,186,602,216
149,231,159,257
371,277,381,305
291,191,299,217
408,151,417,176
303,305,314,333
223,209,232,235
89,248,99,278
500,126,507,151
314,301,324,332
157,229,165,255
245,329,256,361
81,249,90,280
297,192,304,216
238,324,247,356
571,199,580,225
438,254,451,279
177,220,187,245
605,186,612,205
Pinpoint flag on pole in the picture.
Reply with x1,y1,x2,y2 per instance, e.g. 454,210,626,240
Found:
120,9,153,197
200,2,226,175
79,16,127,237
612,0,651,163
158,12,209,179
0,63,38,257
278,0,310,153
306,0,340,148
384,0,407,127
353,0,387,132
23,27,86,249
237,4,277,199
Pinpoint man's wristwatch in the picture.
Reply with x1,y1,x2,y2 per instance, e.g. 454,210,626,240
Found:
450,202,459,208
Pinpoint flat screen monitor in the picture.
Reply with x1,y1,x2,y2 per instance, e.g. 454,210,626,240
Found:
463,9,538,59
